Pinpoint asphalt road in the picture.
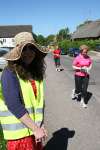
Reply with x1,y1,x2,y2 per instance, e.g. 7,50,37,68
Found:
44,54,100,150
0,53,100,150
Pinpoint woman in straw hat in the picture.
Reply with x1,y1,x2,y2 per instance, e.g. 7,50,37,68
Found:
72,45,92,108
0,32,49,150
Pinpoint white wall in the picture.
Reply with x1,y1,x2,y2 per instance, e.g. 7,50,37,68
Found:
0,38,15,47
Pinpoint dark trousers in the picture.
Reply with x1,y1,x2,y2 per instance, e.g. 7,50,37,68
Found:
75,75,89,103
54,57,60,67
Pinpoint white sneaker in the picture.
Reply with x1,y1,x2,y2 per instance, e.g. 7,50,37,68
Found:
57,69,61,72
71,89,80,100
80,98,87,108
71,89,75,99
82,103,87,108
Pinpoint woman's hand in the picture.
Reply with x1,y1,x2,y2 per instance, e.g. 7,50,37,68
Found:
19,113,47,142
41,124,48,140
33,125,47,142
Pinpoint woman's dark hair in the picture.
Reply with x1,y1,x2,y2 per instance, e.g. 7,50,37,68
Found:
7,44,47,81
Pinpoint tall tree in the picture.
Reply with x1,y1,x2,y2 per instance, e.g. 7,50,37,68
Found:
57,27,70,41
36,35,46,46
45,34,55,45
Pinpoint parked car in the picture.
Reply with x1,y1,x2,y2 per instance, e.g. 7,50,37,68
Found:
0,48,9,71
61,48,67,55
68,48,80,57
95,44,100,52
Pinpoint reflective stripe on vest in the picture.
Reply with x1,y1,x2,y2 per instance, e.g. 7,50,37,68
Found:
2,121,42,130
0,78,44,140
0,108,43,130
0,107,43,117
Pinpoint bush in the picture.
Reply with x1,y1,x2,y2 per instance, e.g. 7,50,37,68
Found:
58,40,71,53
58,39,100,52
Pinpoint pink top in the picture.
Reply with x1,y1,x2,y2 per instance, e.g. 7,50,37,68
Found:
73,54,92,76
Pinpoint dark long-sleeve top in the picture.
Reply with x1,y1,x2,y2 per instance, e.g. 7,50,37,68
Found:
1,68,27,119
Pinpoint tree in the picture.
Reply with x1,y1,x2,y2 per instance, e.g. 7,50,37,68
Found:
56,27,70,41
36,35,46,46
45,34,55,45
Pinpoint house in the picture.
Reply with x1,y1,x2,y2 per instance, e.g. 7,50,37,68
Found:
0,25,32,48
71,20,100,40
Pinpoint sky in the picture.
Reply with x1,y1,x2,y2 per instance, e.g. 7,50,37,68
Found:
0,0,100,37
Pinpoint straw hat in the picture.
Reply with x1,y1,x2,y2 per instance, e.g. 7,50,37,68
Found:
4,32,49,61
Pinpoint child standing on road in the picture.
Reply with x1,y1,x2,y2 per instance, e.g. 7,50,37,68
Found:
53,46,62,71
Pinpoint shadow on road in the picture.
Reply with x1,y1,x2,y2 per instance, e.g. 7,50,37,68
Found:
44,128,75,150
86,91,93,104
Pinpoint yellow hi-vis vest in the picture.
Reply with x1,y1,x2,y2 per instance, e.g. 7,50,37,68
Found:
0,78,44,140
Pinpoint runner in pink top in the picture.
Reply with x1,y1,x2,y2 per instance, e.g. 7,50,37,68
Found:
72,45,92,108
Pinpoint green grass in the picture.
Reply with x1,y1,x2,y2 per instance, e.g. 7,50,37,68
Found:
0,126,6,150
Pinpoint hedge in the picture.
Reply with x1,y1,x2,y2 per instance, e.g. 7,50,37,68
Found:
58,39,100,53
